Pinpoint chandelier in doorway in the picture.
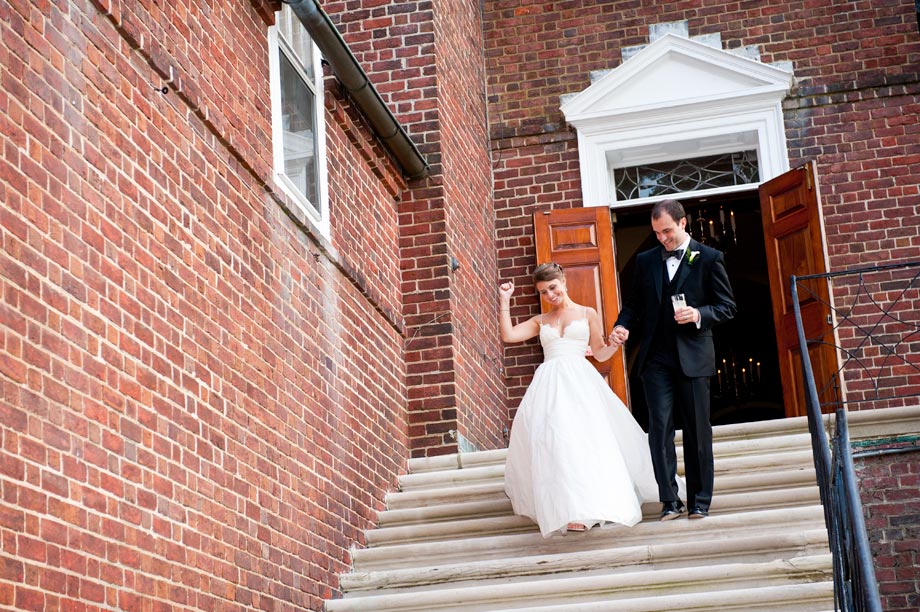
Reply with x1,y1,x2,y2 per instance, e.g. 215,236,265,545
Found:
686,204,739,251
613,150,757,252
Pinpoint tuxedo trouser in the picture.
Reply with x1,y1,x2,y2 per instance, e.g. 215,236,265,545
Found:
640,361,714,508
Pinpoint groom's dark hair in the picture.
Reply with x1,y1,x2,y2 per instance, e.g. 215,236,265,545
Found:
651,199,686,223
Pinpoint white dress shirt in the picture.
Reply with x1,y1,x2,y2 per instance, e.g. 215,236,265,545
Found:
666,237,692,281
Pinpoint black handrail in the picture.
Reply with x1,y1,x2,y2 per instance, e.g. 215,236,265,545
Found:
789,262,912,612
832,410,879,610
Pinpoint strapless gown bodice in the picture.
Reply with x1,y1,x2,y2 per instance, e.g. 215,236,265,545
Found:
539,318,591,361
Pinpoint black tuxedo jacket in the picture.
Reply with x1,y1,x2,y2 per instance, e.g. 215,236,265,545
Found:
615,239,736,378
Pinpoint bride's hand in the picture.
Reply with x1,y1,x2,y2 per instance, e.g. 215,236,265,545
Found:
498,281,514,299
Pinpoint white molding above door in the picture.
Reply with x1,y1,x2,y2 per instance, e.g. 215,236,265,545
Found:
560,33,794,209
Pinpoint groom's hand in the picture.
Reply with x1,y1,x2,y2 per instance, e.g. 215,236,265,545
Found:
674,306,700,325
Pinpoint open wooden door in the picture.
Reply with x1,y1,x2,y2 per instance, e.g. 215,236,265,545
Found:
534,207,628,404
759,161,840,417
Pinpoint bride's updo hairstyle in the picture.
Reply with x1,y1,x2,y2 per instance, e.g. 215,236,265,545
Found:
533,262,565,284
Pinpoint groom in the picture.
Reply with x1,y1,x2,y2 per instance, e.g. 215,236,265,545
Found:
610,199,736,521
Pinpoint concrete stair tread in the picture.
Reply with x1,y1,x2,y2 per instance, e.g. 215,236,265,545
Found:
389,456,816,509
678,414,811,443
404,405,920,479
399,445,814,493
407,448,508,474
500,581,835,612
325,408,920,611
379,498,514,528
329,412,920,612
369,486,821,547
405,417,816,476
399,463,505,491
381,467,817,527
405,445,811,485
353,505,826,570
387,481,506,510
341,528,830,593
326,554,833,612
694,431,812,457
710,448,815,475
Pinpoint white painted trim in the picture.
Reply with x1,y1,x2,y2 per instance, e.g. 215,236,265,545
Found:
268,15,330,236
561,33,794,209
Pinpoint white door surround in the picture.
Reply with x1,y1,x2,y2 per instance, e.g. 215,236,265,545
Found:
560,33,795,209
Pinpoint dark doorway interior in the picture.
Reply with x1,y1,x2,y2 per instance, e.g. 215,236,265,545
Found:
612,190,784,429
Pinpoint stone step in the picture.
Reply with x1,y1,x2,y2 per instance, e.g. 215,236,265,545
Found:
398,464,505,492
405,415,814,475
497,582,835,612
381,466,817,527
711,448,815,475
394,450,817,508
325,554,832,612
353,505,826,571
398,434,814,492
404,404,920,480
406,448,508,474
398,454,808,494
322,411,920,612
368,486,820,548
701,431,813,459
341,527,830,594
682,413,811,444
387,482,506,512
379,497,513,528
386,460,817,513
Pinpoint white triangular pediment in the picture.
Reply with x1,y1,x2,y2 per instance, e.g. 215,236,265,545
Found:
560,33,794,209
561,33,793,125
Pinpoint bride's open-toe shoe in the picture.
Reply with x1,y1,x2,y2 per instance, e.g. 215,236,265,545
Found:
566,522,587,532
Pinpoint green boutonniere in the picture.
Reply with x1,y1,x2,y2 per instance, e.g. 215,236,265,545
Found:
686,250,701,266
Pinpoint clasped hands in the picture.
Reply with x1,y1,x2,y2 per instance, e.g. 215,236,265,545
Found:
608,325,629,346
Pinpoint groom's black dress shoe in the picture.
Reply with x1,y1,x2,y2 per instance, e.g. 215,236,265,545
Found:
688,505,709,519
659,501,685,521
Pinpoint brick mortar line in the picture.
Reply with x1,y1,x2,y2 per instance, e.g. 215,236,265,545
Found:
88,0,407,337
0,472,309,610
785,75,920,109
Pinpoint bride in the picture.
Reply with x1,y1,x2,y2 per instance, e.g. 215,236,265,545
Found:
499,262,674,537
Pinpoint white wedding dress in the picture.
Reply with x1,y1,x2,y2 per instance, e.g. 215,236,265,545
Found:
504,316,679,537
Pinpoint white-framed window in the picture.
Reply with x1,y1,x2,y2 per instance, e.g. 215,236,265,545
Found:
269,5,328,233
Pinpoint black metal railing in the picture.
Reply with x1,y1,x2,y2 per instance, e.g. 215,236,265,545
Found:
791,261,920,612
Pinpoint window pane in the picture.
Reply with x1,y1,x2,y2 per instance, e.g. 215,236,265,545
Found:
279,6,315,82
279,51,319,213
614,150,759,201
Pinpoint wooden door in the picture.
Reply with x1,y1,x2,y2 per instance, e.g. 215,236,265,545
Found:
759,161,840,417
533,207,628,403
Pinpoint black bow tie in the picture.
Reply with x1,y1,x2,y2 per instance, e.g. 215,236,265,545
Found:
662,248,684,261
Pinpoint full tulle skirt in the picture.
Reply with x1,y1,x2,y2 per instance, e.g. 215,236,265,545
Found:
504,354,668,537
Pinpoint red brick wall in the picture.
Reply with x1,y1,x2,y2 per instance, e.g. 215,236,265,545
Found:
855,445,920,612
1,1,409,609
327,0,455,456
484,0,920,410
492,134,583,412
435,1,507,451
329,0,506,456
776,5,920,408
